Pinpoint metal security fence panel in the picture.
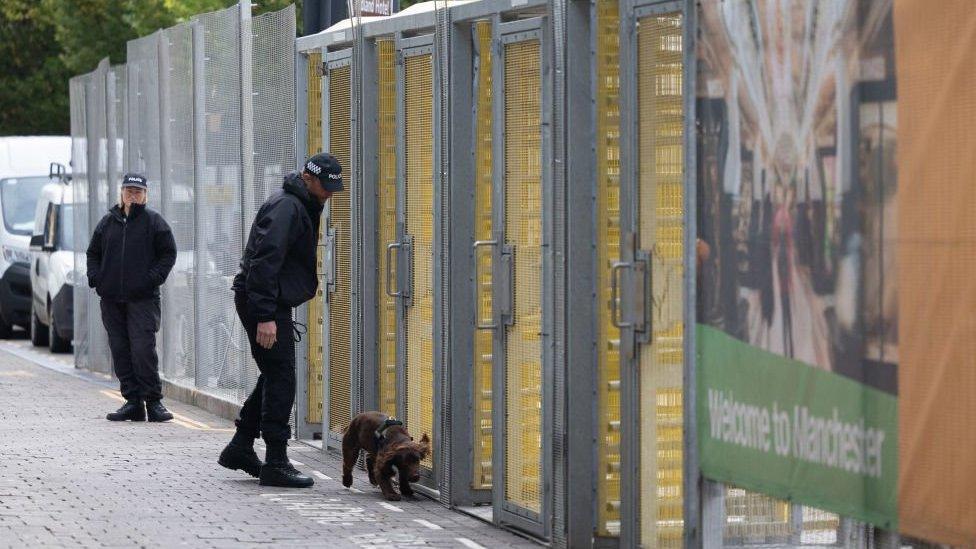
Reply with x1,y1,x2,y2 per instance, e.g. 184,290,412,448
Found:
472,18,494,493
400,45,436,473
159,23,196,389
304,50,325,428
594,0,623,538
324,55,353,447
490,18,554,538
86,61,114,377
375,38,398,419
70,74,91,371
247,6,297,404
191,5,247,403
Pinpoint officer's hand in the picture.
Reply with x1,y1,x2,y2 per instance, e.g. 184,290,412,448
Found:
257,321,277,349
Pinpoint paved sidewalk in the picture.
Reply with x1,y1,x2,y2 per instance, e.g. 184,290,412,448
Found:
0,342,537,548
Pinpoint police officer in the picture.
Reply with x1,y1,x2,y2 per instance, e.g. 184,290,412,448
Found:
87,173,177,422
218,153,344,488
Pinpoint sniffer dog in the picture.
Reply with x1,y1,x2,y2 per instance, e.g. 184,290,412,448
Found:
342,411,431,501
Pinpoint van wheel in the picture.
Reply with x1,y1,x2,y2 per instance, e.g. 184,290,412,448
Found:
50,315,71,353
31,306,49,347
0,318,12,339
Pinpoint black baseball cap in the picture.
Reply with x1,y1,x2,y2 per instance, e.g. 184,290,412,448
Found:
304,153,344,192
121,173,148,190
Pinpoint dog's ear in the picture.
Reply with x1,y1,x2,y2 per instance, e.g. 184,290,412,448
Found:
374,444,399,476
417,433,431,458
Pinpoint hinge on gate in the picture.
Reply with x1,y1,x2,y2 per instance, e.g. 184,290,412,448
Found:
396,51,405,66
319,62,327,78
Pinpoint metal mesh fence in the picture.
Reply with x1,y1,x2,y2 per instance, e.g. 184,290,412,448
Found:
87,61,113,376
70,75,91,371
71,4,296,409
160,23,196,388
192,6,246,403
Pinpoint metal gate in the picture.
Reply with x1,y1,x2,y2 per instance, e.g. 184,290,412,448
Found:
615,2,687,547
472,18,495,494
323,49,354,449
303,50,325,434
389,36,439,481
483,17,553,539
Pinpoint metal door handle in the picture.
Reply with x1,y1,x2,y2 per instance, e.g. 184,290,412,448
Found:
385,242,403,298
610,261,633,329
473,239,498,330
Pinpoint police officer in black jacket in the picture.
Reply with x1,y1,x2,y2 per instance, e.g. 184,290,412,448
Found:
87,173,177,423
218,153,343,488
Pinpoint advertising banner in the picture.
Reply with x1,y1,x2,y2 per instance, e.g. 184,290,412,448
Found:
695,0,899,531
696,1,976,544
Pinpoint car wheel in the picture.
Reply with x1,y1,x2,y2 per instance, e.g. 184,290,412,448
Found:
31,304,49,347
49,313,71,353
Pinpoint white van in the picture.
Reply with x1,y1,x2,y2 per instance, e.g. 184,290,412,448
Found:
29,179,75,352
0,136,71,337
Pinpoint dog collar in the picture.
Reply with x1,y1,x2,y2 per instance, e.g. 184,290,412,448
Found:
375,416,404,450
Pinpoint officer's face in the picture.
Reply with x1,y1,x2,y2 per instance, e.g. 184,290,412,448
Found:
302,171,333,204
121,186,147,207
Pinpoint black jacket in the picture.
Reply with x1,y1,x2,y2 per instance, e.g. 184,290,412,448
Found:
86,203,177,302
233,172,324,322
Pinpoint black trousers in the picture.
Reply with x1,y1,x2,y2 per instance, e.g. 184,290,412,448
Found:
234,292,295,444
100,298,163,402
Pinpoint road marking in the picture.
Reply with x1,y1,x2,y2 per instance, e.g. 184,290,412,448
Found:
100,390,125,402
0,370,35,378
98,389,232,431
456,538,487,549
312,471,332,480
348,533,428,547
378,502,403,512
347,487,364,494
290,459,304,466
413,519,443,530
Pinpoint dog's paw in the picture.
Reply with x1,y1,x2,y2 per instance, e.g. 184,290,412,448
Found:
384,493,402,501
342,474,353,488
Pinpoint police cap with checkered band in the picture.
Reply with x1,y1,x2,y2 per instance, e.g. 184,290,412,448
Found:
303,153,344,192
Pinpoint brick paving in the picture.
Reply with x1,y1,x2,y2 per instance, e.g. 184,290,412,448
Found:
0,340,538,549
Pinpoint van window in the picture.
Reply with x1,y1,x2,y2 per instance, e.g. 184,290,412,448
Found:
58,205,74,251
0,177,50,236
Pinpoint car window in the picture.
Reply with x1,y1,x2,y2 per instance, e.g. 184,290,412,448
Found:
0,177,50,236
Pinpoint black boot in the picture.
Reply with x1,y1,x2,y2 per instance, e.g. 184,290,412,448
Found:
219,428,263,478
107,400,145,422
146,400,174,422
259,442,314,488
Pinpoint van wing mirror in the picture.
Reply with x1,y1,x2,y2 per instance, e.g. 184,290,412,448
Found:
49,162,67,182
29,234,44,251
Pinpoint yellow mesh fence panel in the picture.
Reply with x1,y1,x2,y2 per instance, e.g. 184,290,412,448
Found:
637,13,685,547
305,52,324,425
404,53,435,469
596,0,622,537
473,20,494,490
376,39,398,418
503,39,542,514
328,64,352,435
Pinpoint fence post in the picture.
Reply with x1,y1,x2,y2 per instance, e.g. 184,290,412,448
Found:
157,31,172,379
192,20,207,390
238,0,255,402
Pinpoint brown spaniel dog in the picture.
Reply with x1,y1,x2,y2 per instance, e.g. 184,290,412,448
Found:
341,411,430,501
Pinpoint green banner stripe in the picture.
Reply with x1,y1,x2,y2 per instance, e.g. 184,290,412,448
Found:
697,324,897,530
